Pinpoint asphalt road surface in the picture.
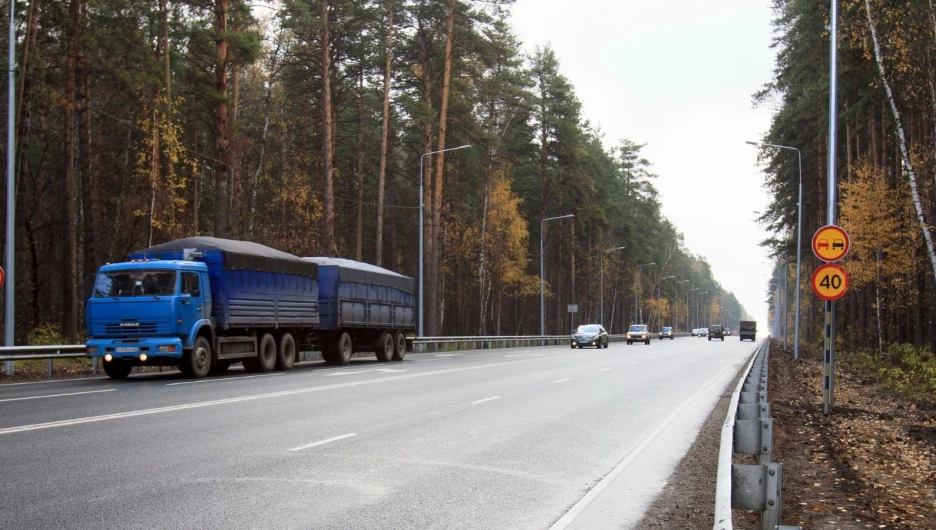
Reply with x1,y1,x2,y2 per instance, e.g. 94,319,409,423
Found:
0,336,757,529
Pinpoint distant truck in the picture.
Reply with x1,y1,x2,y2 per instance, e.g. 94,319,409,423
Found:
85,237,414,379
739,320,757,341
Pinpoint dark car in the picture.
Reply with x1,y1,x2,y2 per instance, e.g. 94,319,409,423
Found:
571,324,609,349
659,326,674,339
708,324,725,341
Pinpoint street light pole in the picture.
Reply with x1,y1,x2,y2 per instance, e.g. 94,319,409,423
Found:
5,0,16,375
676,280,689,332
748,140,803,360
599,246,626,328
775,286,781,338
697,291,708,328
540,214,574,336
687,287,699,332
419,144,470,337
659,275,674,329
634,262,655,324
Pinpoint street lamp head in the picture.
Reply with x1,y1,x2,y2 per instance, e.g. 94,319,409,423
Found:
661,275,675,280
607,245,626,252
745,141,760,146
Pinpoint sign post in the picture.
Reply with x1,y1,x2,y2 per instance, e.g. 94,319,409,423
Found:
812,224,850,415
568,304,578,333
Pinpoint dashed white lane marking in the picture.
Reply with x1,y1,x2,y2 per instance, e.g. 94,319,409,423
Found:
289,433,356,452
601,368,611,372
630,361,638,364
167,373,284,386
324,368,406,377
433,353,462,358
0,389,116,403
0,357,539,436
471,396,500,405
553,378,570,384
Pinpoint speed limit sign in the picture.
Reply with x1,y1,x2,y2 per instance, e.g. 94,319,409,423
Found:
811,263,849,301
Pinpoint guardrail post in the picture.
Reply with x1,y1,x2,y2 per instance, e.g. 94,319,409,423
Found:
47,357,53,379
731,462,785,530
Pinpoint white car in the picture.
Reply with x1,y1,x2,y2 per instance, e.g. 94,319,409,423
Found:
626,324,651,345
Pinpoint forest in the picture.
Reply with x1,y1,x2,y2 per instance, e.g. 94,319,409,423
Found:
0,0,744,343
759,0,936,356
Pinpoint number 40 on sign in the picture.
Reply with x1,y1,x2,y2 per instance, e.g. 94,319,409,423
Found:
811,263,849,301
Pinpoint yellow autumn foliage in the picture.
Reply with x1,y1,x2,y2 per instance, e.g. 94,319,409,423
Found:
839,160,920,306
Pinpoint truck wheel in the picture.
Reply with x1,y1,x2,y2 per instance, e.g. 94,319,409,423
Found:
210,361,231,374
276,332,297,371
375,331,394,362
392,331,406,361
256,333,277,372
182,336,212,378
336,332,352,365
104,360,133,379
319,340,337,365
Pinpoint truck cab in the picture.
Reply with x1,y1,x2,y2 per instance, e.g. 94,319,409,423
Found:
85,260,213,378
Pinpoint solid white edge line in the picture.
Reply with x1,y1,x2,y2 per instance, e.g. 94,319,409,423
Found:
0,389,116,403
0,357,539,436
548,359,739,530
166,373,284,386
553,378,570,383
289,433,356,452
470,396,500,405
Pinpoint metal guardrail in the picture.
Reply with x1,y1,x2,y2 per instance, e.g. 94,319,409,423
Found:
1,332,694,379
0,345,93,379
713,338,800,530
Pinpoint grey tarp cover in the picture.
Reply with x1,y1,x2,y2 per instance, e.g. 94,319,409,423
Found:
302,257,414,294
135,237,319,279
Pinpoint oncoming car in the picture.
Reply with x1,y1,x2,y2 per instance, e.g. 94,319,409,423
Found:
571,324,609,349
659,326,674,339
626,324,651,345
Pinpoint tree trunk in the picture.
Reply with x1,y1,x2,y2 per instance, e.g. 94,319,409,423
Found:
426,0,456,336
321,0,337,256
865,0,936,285
214,0,231,238
355,71,365,261
249,36,280,238
61,0,80,341
374,0,394,267
230,62,241,237
78,0,96,305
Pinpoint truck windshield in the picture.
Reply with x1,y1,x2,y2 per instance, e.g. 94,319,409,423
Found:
93,270,177,298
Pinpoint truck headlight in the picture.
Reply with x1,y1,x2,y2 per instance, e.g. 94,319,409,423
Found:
158,345,176,353
86,346,98,355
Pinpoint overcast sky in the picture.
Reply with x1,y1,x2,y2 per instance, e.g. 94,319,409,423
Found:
509,0,780,329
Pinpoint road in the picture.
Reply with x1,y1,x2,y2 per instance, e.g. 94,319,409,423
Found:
0,336,756,529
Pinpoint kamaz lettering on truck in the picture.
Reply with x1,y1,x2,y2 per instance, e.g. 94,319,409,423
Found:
85,237,415,379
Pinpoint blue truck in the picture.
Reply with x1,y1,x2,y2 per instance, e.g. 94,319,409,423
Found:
85,237,415,379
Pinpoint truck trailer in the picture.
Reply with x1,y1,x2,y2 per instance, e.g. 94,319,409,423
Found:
85,237,414,379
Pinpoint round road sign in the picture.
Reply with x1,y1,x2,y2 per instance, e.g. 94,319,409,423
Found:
812,225,850,262
811,263,849,301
